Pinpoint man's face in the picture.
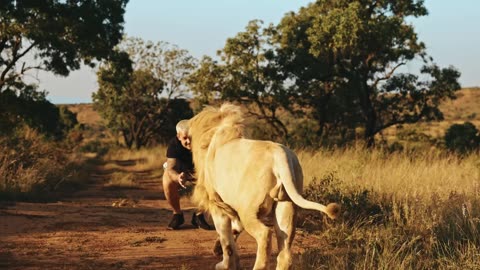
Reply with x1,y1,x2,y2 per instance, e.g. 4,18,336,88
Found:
177,131,191,150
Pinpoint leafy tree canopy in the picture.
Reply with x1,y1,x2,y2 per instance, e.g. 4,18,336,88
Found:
189,20,291,140
93,38,196,148
120,37,197,99
0,0,129,91
274,0,460,146
187,0,461,147
0,83,62,137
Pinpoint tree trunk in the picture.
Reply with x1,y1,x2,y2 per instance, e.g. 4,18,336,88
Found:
314,92,333,138
357,78,377,148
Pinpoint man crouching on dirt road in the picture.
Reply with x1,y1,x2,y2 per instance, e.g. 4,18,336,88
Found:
162,119,214,230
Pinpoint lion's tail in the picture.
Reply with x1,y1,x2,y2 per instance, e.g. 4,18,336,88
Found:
273,146,341,220
192,185,238,220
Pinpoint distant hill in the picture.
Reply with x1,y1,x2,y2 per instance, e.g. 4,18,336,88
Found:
381,87,480,145
65,88,480,145
440,87,480,123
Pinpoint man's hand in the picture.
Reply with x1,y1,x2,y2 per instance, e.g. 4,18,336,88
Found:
178,172,187,189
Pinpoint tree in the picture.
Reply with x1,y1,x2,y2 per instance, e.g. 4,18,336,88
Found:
93,54,164,149
0,0,129,92
0,0,128,139
0,82,64,137
188,55,225,107
120,37,197,99
275,0,461,146
189,20,291,140
93,39,196,149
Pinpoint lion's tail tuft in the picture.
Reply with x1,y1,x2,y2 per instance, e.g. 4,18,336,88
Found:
325,203,341,220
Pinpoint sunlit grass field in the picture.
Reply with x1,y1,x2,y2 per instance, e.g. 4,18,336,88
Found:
296,146,480,269
300,147,480,199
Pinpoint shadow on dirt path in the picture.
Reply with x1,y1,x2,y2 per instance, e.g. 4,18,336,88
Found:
0,155,323,270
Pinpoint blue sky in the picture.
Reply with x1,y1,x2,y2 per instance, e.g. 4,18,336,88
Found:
40,0,480,104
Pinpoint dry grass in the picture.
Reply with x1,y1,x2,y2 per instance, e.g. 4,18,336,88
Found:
296,146,480,269
0,127,92,201
299,147,480,200
440,88,480,122
102,145,167,172
98,146,167,190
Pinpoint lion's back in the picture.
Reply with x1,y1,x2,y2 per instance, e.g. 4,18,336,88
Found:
215,138,280,171
211,139,283,203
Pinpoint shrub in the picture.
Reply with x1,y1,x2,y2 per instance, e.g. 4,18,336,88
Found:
58,105,79,132
444,122,480,154
0,126,89,201
303,172,387,228
0,87,62,138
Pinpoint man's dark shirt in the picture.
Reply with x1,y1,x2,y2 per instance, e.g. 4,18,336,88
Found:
166,137,194,172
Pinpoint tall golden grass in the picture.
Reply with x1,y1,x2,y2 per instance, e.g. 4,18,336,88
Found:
296,146,480,269
299,147,480,200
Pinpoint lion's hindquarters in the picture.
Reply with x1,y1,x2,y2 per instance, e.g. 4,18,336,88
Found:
212,140,279,213
273,145,340,219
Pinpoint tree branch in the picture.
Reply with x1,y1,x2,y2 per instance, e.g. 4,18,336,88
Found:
1,40,37,85
372,62,406,88
0,37,8,54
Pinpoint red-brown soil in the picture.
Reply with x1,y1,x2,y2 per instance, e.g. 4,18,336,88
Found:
0,158,324,270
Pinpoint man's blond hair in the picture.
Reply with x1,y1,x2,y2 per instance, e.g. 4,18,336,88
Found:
176,119,190,134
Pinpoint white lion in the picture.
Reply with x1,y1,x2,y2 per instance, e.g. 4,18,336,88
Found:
188,104,340,270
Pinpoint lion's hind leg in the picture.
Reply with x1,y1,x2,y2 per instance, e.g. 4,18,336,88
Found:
241,214,272,270
211,212,240,270
213,218,244,256
273,201,296,270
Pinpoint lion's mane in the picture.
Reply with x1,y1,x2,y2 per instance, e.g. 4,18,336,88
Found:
189,104,245,216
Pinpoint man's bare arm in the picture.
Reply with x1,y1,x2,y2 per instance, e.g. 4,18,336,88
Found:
165,158,189,188
165,158,181,180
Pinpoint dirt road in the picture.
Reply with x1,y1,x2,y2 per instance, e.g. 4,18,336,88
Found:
0,158,322,270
